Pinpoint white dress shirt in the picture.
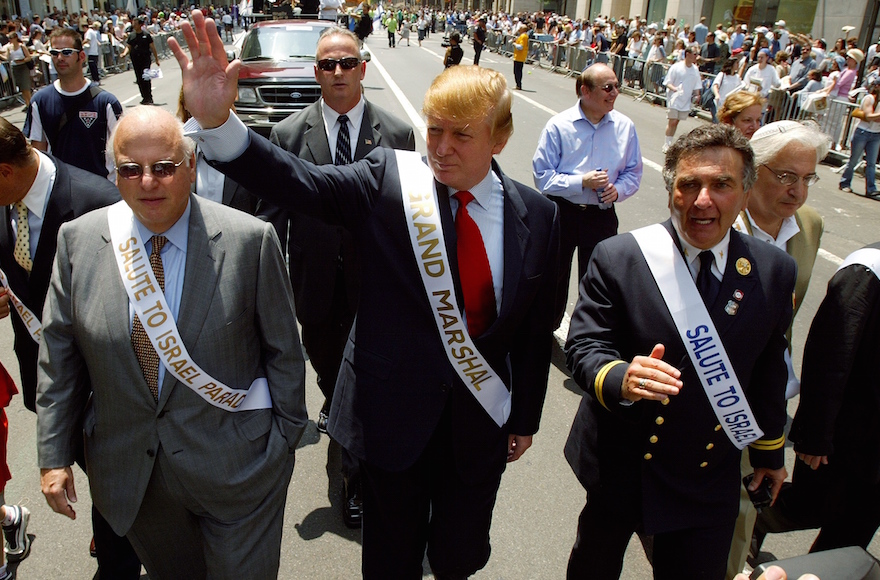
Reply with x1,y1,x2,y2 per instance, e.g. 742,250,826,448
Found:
321,97,365,164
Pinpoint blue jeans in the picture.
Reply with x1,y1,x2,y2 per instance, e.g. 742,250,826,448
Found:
841,127,880,193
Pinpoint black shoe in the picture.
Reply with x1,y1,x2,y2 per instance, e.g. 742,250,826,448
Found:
316,410,329,434
3,505,30,563
342,476,363,529
867,191,880,200
89,535,97,558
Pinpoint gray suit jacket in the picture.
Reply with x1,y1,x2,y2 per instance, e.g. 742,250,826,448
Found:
36,195,307,535
258,99,416,324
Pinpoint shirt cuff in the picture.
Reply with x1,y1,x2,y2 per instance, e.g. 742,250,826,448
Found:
183,111,249,162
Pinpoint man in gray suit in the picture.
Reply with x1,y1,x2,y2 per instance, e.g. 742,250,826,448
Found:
36,106,307,580
258,25,415,528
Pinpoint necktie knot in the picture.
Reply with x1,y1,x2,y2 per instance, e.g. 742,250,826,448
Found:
698,250,714,273
151,235,168,257
453,190,475,207
338,114,349,127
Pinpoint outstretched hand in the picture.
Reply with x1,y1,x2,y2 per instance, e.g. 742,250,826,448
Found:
169,10,240,129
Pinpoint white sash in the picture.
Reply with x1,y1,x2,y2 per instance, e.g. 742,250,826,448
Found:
0,268,41,343
631,224,762,449
395,150,511,428
838,247,880,280
107,202,271,411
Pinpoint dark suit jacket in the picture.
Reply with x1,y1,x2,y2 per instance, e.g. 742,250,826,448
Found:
0,153,119,411
564,220,795,534
216,133,559,481
790,242,880,485
258,100,416,325
193,150,259,215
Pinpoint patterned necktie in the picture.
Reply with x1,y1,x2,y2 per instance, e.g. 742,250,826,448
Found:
131,235,168,401
13,201,32,274
453,191,496,337
335,114,352,166
696,250,720,307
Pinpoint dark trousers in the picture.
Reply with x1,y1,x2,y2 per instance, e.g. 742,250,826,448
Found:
301,267,358,478
473,43,483,65
568,488,734,579
388,30,395,47
131,57,152,104
88,54,100,83
513,60,524,88
551,197,619,328
359,404,506,579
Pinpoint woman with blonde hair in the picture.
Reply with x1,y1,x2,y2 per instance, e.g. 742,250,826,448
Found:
719,90,765,139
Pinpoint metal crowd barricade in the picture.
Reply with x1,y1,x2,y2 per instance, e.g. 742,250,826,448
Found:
637,60,671,104
0,62,20,107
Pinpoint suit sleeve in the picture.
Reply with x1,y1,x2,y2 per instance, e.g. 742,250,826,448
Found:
35,224,89,468
565,241,634,415
747,254,795,470
789,265,879,456
255,221,308,449
214,129,386,233
507,201,560,434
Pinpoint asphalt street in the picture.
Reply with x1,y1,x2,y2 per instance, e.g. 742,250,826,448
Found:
0,23,878,579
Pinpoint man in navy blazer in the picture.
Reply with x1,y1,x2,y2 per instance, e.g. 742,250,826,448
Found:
172,12,559,579
564,125,795,579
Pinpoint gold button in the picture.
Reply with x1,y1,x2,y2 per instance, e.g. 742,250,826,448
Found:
706,443,714,450
649,435,658,444
655,417,665,425
661,398,670,405
644,453,653,460
700,462,708,467
714,424,722,431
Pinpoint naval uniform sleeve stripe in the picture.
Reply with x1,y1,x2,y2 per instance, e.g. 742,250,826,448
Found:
749,435,785,450
594,360,625,411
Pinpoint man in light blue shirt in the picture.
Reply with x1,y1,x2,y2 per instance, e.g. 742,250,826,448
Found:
693,16,708,45
533,63,642,329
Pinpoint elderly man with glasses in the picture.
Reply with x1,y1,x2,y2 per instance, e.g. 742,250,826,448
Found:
37,105,308,580
532,62,642,333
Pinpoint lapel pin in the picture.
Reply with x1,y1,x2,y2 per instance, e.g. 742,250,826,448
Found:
725,300,739,315
733,289,744,301
735,258,751,276
365,139,373,145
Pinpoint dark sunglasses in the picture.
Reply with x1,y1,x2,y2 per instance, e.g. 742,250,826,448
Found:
49,48,81,57
116,158,187,180
596,82,620,93
316,57,361,71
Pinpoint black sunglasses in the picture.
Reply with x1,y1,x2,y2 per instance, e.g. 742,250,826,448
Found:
116,158,187,180
49,48,81,57
316,57,361,71
596,82,620,93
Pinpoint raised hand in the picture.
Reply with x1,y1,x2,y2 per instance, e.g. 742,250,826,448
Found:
169,10,240,129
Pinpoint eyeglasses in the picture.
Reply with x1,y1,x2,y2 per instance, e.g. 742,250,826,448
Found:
116,158,188,180
49,48,81,57
761,164,820,186
316,57,361,71
596,82,620,93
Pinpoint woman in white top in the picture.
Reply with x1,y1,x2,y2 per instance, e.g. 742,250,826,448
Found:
3,33,32,106
712,58,744,111
839,81,880,198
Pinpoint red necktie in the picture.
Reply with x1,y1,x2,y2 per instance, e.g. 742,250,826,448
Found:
453,191,496,337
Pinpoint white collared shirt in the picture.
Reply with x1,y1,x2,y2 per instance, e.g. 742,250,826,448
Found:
321,97,365,164
741,209,800,251
12,150,57,260
449,169,505,314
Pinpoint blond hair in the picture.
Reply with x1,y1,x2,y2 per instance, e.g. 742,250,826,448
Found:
422,66,513,142
719,91,766,125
